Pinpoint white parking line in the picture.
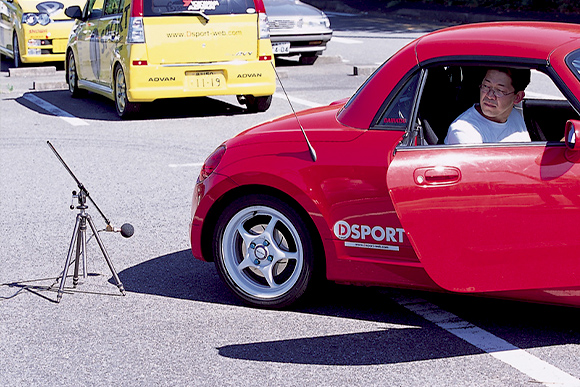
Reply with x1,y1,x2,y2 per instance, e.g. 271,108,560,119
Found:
168,162,203,168
23,94,89,126
395,296,580,387
331,36,364,45
273,93,323,108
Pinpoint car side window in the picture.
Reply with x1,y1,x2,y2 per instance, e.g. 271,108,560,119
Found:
103,0,122,15
86,0,105,18
375,73,420,130
415,65,579,145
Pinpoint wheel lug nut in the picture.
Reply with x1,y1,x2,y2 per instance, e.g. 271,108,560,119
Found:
249,242,256,249
253,259,260,265
263,240,269,246
267,255,273,262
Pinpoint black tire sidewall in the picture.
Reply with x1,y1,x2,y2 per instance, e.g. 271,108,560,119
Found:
12,33,20,68
114,65,140,119
67,51,82,97
114,66,127,117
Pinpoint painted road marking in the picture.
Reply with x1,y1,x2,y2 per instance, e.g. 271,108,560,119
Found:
23,94,89,126
273,93,323,108
332,36,364,45
395,295,580,387
168,162,204,168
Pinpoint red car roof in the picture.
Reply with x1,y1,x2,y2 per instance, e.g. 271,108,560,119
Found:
416,22,580,62
338,22,580,130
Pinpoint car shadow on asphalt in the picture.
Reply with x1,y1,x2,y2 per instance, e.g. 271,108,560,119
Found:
116,249,239,305
15,90,250,121
117,249,580,365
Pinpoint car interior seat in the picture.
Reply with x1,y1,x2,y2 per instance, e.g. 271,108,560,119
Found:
419,66,466,144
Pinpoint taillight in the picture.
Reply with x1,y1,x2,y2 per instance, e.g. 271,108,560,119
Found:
199,145,226,182
127,17,145,43
130,0,143,16
258,12,270,40
127,0,145,43
254,0,269,40
252,0,266,13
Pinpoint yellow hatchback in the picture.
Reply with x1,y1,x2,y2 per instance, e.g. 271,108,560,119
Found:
64,0,276,117
0,0,83,66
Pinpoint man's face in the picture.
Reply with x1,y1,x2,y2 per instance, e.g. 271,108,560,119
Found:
479,69,524,123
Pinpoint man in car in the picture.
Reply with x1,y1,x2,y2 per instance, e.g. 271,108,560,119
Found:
444,67,531,144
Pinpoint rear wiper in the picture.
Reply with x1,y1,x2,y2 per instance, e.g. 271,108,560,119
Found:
162,10,209,22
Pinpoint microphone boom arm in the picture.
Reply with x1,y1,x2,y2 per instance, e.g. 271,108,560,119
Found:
47,141,111,226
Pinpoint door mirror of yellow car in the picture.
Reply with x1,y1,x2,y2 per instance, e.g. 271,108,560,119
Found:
65,6,83,20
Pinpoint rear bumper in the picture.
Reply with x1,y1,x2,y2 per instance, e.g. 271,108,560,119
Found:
270,32,332,55
126,60,276,102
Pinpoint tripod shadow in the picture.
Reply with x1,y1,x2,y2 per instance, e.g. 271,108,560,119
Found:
1,273,118,303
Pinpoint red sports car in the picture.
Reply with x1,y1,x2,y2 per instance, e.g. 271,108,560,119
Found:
190,22,580,309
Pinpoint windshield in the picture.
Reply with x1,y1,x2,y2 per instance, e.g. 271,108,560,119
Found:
145,0,256,16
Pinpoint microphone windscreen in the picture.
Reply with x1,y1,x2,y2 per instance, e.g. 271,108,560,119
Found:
120,223,134,238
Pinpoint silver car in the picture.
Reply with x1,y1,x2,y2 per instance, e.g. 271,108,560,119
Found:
264,0,332,65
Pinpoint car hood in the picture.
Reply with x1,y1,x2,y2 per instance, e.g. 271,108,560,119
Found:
227,102,363,147
264,0,325,17
18,0,83,20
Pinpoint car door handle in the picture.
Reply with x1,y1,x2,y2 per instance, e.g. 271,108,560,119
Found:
414,166,461,185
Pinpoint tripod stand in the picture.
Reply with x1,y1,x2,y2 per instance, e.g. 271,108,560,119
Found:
53,189,126,302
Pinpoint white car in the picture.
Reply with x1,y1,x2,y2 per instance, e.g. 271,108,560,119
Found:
264,0,332,65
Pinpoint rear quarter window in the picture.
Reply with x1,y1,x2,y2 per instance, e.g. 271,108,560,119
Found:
144,0,256,16
566,48,580,82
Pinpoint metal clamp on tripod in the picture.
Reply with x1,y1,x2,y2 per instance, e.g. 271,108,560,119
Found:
47,141,133,302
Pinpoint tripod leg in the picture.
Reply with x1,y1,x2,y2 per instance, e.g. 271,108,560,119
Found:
73,223,83,287
57,215,82,302
73,216,88,285
86,214,126,296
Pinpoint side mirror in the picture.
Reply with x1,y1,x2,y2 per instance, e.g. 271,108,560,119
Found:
564,120,580,151
65,6,83,19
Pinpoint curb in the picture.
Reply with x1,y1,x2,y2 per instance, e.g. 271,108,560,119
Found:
352,65,377,77
315,55,343,65
33,81,68,91
8,66,58,77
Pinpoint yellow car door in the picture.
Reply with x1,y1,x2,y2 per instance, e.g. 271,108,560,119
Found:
98,0,123,86
75,0,104,82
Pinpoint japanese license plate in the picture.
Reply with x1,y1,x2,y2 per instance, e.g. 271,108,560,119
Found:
52,39,67,54
272,42,290,54
185,71,225,89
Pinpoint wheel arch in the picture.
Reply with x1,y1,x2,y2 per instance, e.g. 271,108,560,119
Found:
200,184,327,279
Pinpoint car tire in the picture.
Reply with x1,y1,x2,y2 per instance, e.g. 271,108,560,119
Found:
114,65,140,119
243,95,272,113
66,50,85,98
213,194,315,309
12,33,21,68
299,53,318,66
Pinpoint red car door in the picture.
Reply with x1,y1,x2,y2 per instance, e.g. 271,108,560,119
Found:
386,143,580,293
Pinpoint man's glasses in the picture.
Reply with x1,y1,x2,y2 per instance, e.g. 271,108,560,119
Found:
479,84,515,98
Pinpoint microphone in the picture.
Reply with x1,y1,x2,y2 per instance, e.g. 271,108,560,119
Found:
120,223,134,238
105,223,134,238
